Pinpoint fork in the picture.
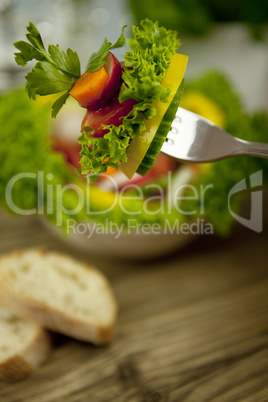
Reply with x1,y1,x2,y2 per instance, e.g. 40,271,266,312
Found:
161,108,268,163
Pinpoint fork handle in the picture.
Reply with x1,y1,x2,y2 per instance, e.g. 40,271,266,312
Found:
235,138,268,159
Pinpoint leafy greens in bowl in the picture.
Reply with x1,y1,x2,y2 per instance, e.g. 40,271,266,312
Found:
1,71,268,257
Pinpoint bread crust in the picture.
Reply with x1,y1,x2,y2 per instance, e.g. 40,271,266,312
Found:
0,325,51,381
0,249,118,345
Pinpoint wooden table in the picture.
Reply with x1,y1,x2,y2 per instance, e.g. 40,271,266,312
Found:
0,210,268,402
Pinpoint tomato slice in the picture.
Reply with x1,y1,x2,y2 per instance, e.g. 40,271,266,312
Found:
81,96,137,137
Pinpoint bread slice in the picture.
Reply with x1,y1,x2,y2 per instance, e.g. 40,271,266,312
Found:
0,249,118,345
0,305,51,381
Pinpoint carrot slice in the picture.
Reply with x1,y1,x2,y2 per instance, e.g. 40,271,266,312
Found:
70,67,109,108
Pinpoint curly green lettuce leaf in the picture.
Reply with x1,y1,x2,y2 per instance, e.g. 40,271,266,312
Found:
0,90,60,212
119,19,180,103
0,89,93,228
78,101,156,181
79,19,181,178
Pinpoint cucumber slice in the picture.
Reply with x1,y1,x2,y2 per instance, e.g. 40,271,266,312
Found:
137,80,184,175
120,53,188,179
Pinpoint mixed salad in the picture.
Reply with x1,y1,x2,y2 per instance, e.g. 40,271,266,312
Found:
14,19,188,180
1,71,267,236
0,19,267,239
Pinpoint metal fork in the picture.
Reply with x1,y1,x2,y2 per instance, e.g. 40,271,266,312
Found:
161,108,268,163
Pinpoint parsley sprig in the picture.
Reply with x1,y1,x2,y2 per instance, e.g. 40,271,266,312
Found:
14,22,81,117
14,22,127,117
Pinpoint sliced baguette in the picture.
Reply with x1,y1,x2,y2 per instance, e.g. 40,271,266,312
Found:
0,249,118,345
0,305,51,381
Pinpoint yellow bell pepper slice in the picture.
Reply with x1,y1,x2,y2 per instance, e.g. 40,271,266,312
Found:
120,53,188,179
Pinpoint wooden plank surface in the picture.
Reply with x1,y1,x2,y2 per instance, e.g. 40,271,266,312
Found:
0,209,268,402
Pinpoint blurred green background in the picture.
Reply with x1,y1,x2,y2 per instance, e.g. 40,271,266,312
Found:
129,0,268,40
